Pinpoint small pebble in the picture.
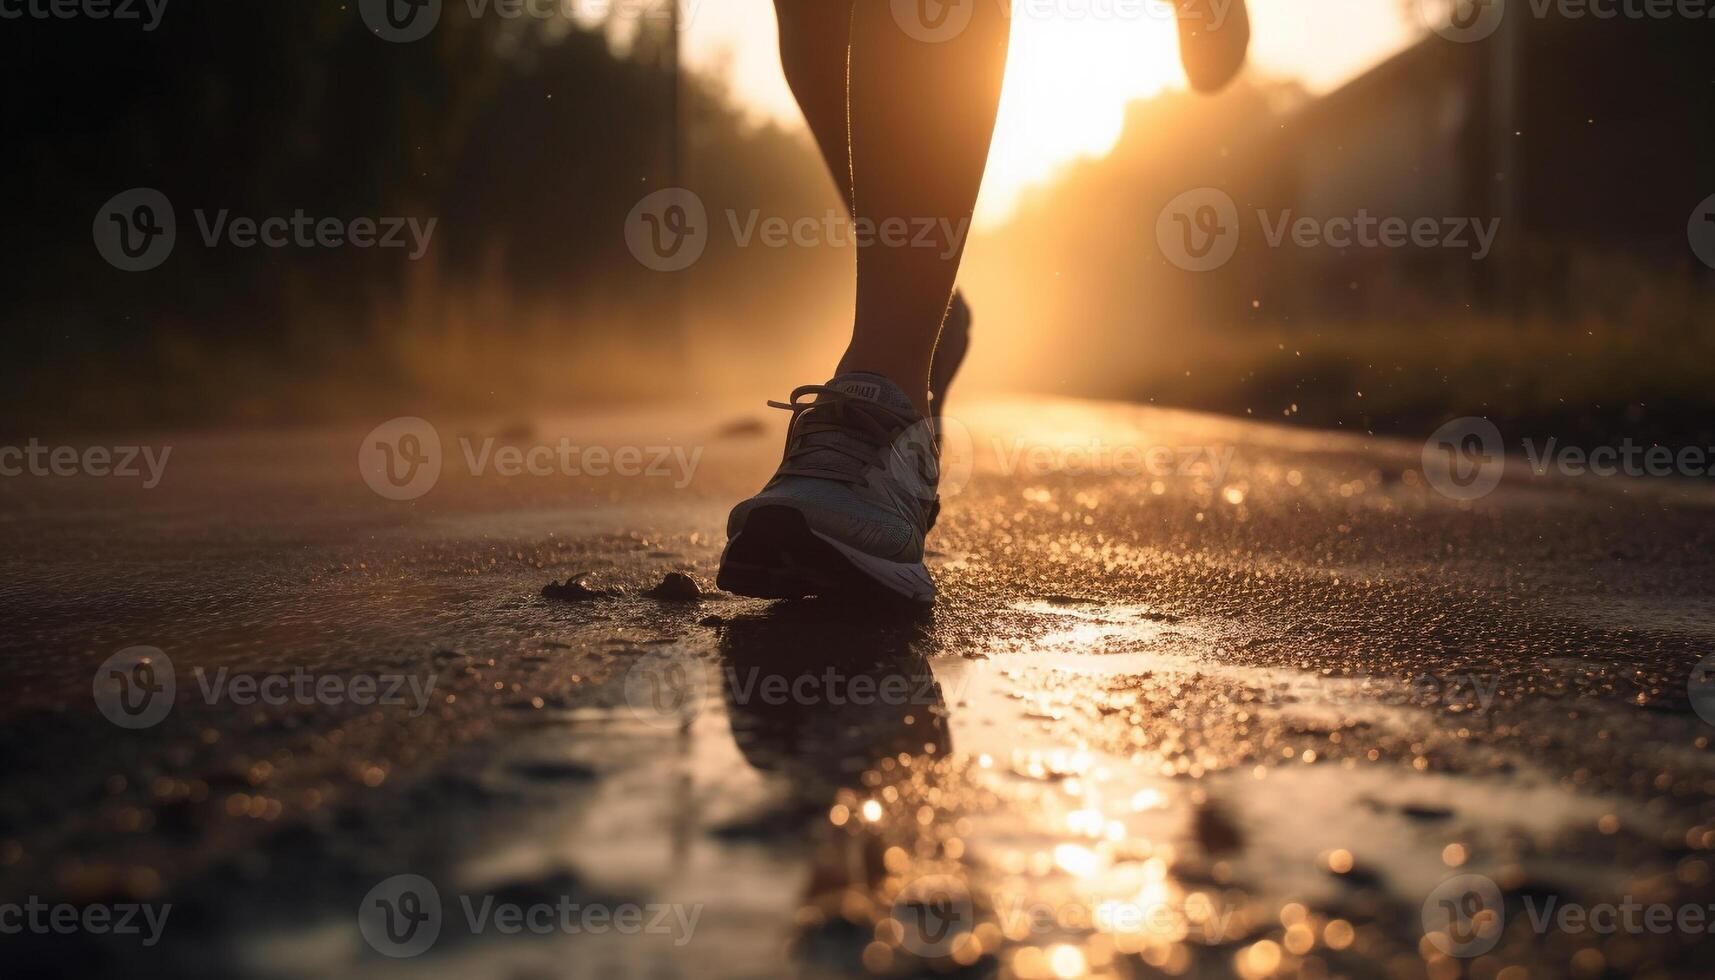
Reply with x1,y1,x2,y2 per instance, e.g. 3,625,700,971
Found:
541,577,616,602
645,572,703,602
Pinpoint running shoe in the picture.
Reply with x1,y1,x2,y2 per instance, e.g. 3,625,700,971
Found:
718,372,938,603
930,291,972,423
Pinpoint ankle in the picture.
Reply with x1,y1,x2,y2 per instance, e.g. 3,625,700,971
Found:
834,360,932,417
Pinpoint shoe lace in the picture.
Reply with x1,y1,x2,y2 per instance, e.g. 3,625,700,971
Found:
766,385,924,488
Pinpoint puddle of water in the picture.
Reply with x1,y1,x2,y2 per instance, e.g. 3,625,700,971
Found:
268,599,1701,979
1200,763,1644,911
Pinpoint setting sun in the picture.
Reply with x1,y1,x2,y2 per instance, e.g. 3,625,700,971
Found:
980,8,1184,224
684,0,1419,224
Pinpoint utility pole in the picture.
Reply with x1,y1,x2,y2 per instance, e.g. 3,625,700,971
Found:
669,0,682,190
662,1,686,354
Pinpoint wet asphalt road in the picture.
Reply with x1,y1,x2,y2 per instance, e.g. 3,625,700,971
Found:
2,397,1713,979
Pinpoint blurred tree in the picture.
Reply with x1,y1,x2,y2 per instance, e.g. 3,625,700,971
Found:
0,1,830,427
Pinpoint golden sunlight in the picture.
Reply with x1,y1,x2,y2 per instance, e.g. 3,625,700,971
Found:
686,1,1419,225
980,7,1183,225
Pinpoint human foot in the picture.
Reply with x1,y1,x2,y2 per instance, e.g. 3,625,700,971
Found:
718,373,938,603
1176,0,1250,93
929,291,972,422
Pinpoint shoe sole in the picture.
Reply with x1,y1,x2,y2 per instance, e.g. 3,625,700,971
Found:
717,505,935,604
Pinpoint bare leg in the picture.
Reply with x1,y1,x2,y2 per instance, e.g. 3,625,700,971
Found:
772,0,855,201
775,0,1008,417
841,3,1009,416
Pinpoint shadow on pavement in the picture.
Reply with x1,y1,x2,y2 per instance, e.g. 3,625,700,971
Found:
718,599,950,790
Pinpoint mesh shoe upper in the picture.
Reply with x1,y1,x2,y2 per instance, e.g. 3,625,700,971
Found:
727,373,940,561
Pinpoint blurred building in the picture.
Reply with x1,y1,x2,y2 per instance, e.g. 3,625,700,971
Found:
1266,8,1714,320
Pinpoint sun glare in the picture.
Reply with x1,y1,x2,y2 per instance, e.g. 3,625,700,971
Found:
979,9,1183,225
684,1,1420,226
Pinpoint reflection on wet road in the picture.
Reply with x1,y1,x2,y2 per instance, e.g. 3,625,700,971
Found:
2,397,1713,978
